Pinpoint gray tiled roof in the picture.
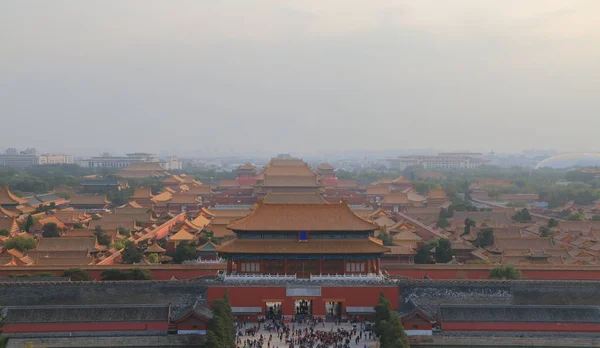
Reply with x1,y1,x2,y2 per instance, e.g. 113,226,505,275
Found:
439,305,600,323
2,304,170,323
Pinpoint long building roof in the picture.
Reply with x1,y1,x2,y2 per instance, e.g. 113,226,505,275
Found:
263,192,327,204
439,304,600,323
0,186,27,205
2,304,170,324
227,202,378,232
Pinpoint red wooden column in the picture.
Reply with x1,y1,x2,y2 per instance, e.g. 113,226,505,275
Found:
376,258,381,273
284,259,289,275
260,259,265,274
226,259,233,274
318,259,323,274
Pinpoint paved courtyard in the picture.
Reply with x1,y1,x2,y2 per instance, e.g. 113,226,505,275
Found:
236,321,378,347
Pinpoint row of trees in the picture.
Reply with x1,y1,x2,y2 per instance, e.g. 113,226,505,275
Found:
414,239,454,264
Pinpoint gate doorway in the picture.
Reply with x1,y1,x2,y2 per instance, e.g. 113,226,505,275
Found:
295,299,312,319
265,302,282,320
325,302,343,321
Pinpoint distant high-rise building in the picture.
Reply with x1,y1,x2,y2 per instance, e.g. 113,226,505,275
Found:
83,152,159,168
387,153,488,170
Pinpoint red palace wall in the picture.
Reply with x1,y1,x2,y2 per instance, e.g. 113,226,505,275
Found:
3,322,169,333
442,322,600,332
207,285,398,317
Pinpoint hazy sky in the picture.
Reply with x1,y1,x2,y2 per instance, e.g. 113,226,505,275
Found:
1,1,599,157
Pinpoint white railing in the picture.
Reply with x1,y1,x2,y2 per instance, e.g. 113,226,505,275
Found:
309,273,384,281
182,258,226,264
220,273,384,282
222,273,297,281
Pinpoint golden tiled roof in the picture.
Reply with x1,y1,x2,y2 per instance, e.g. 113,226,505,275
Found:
268,158,307,167
317,163,335,170
391,176,411,184
127,201,144,209
261,174,319,187
132,188,153,199
0,186,27,205
152,192,173,202
217,238,390,254
186,185,214,195
365,185,390,196
69,195,108,205
145,243,166,253
169,229,196,241
36,216,65,229
381,193,409,204
386,246,416,256
227,202,378,232
0,206,20,218
168,194,200,204
263,192,327,204
238,163,256,170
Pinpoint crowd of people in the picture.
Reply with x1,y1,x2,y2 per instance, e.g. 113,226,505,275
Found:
236,320,374,348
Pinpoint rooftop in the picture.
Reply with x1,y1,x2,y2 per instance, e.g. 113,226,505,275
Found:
2,304,170,324
227,202,378,232
263,192,327,204
0,186,27,205
439,304,600,323
69,195,108,206
35,236,98,252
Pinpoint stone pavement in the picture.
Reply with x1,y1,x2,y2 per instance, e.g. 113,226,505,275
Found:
236,322,378,348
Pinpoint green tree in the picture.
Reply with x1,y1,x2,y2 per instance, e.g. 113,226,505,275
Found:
207,291,236,348
4,236,36,252
147,253,159,264
62,268,90,281
435,239,454,263
567,211,585,221
118,227,130,237
93,225,111,247
129,268,152,280
490,265,521,280
121,240,143,264
377,231,394,246
462,218,475,236
100,268,152,280
23,215,34,232
42,222,60,237
413,181,430,195
475,228,494,248
592,215,600,221
512,208,532,223
540,226,550,237
171,241,198,264
73,222,85,229
436,217,450,229
548,218,559,228
373,290,391,337
373,291,409,348
380,311,409,348
100,269,127,280
414,240,437,264
0,229,10,237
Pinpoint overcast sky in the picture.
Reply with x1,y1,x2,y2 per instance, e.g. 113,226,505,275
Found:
1,1,599,157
